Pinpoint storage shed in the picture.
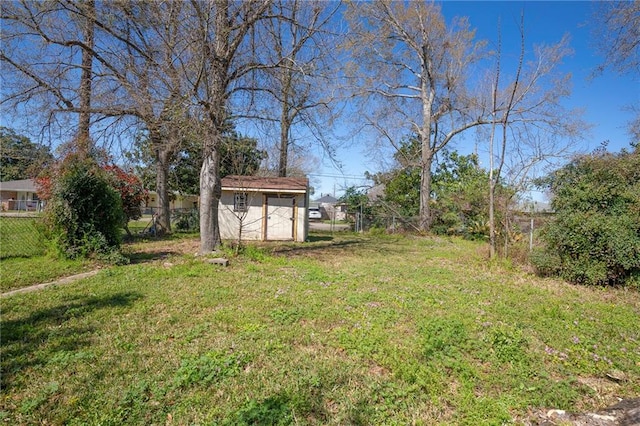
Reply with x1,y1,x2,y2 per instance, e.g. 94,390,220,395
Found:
219,176,309,242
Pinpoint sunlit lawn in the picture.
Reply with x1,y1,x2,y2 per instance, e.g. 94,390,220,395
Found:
0,215,189,293
1,233,638,424
0,216,46,259
0,256,94,293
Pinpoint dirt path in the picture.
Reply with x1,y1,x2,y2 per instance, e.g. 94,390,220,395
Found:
1,270,101,298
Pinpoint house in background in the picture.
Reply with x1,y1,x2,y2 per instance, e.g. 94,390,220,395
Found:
143,191,199,214
313,193,346,221
0,179,43,211
219,176,309,242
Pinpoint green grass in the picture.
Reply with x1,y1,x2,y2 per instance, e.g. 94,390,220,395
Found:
1,233,639,424
0,216,46,259
0,256,93,293
0,215,195,293
0,215,93,292
126,215,157,235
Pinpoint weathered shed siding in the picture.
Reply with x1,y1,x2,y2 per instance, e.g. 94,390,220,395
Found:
218,176,309,242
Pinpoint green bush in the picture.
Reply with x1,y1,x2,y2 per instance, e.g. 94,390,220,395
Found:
533,150,640,286
44,157,126,262
529,247,562,277
172,208,199,231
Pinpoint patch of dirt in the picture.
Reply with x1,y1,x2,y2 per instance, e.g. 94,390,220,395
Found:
126,237,200,257
519,397,640,425
576,377,624,409
367,362,389,377
272,239,365,261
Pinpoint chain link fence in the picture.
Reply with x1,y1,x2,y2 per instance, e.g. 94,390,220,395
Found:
343,204,553,242
0,208,200,258
0,214,47,259
1,199,46,212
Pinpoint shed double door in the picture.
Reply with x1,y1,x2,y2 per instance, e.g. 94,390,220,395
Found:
266,196,294,240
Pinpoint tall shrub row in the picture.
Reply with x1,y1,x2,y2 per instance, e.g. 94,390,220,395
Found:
532,149,640,286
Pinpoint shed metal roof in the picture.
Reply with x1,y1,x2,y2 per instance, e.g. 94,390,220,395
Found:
221,176,308,193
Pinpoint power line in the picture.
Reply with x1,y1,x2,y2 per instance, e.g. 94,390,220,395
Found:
307,173,370,179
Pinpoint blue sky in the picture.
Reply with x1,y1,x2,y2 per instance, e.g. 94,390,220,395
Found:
311,1,639,199
1,1,636,200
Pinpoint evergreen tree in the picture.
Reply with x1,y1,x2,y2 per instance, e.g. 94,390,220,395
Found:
0,127,53,181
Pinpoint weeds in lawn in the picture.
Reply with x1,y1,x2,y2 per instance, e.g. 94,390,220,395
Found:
1,234,638,425
174,350,251,388
488,324,529,365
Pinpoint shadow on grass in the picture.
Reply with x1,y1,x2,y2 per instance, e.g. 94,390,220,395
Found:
226,390,329,425
127,250,179,264
1,292,143,390
307,234,335,242
123,230,199,244
272,238,366,258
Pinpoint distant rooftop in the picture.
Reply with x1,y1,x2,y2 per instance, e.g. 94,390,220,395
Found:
0,179,38,192
314,194,338,204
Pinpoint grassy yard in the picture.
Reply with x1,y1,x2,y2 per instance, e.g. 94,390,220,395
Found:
1,233,639,424
0,216,46,259
0,215,93,292
0,215,190,292
0,256,94,293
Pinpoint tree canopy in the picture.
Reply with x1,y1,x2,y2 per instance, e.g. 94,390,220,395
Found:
0,127,53,181
369,139,501,238
128,129,266,196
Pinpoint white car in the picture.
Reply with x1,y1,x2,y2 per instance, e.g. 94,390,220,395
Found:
308,208,322,220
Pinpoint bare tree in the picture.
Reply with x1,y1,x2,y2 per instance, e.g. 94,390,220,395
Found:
255,0,342,177
77,0,95,156
485,15,585,257
592,0,640,76
345,1,587,238
188,0,272,253
344,1,487,232
1,1,199,232
96,0,196,233
2,0,313,249
1,0,105,154
591,1,640,144
487,17,523,259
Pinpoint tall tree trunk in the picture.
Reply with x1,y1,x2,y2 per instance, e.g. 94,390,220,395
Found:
199,127,222,253
278,68,292,177
154,145,172,234
418,148,433,232
198,0,231,253
77,0,95,157
195,0,271,252
503,197,510,257
488,106,498,259
418,61,435,233
489,15,523,259
489,179,497,257
278,111,290,177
